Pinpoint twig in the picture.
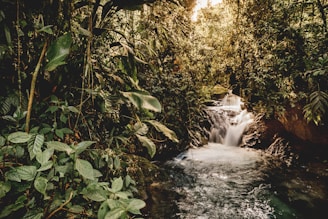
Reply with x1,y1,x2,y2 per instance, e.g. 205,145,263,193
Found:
46,191,73,219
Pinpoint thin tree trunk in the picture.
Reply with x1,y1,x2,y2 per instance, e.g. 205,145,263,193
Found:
25,42,48,133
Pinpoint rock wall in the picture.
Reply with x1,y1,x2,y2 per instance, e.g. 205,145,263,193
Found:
278,105,328,146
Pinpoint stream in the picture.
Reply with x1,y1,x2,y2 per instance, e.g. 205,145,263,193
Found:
146,93,328,219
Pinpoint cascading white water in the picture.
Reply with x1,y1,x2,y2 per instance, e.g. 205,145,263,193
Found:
157,92,328,219
209,93,254,146
170,93,275,218
177,93,256,162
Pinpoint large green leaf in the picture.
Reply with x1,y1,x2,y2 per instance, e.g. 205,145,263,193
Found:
28,134,44,160
122,91,161,112
111,177,123,193
104,208,125,219
98,201,110,219
74,141,96,156
46,141,73,154
16,166,37,181
136,134,156,158
75,158,95,180
37,161,53,172
8,132,31,144
145,120,179,143
34,176,48,197
5,169,21,182
45,32,72,71
81,183,107,202
126,199,146,215
55,128,73,140
36,148,54,165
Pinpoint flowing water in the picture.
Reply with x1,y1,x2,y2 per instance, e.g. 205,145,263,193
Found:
151,93,328,219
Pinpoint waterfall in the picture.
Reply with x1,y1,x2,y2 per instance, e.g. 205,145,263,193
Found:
175,92,256,163
169,93,275,218
207,92,254,146
159,93,326,219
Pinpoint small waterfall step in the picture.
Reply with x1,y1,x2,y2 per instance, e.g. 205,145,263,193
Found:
207,92,254,146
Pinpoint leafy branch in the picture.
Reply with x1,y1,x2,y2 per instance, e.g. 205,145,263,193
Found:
303,90,328,125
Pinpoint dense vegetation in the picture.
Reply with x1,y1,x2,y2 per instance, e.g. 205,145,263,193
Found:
0,0,206,218
196,0,328,125
0,0,327,218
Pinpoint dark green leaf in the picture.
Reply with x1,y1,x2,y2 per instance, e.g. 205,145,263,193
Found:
0,195,26,218
122,91,161,112
22,211,43,219
74,141,96,156
136,134,156,158
55,129,64,139
68,205,84,214
0,181,11,199
146,120,179,142
46,106,59,113
45,33,72,71
37,25,53,34
39,127,52,134
60,113,68,124
0,136,5,146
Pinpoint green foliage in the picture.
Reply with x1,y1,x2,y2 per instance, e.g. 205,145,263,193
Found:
45,33,72,72
122,91,162,113
0,0,214,217
198,0,328,125
145,120,179,143
303,90,328,125
0,131,145,218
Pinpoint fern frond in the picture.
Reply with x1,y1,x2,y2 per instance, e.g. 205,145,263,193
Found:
303,90,328,125
1,98,11,115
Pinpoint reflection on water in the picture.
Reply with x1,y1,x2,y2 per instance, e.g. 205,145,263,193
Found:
160,142,328,219
168,143,274,219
